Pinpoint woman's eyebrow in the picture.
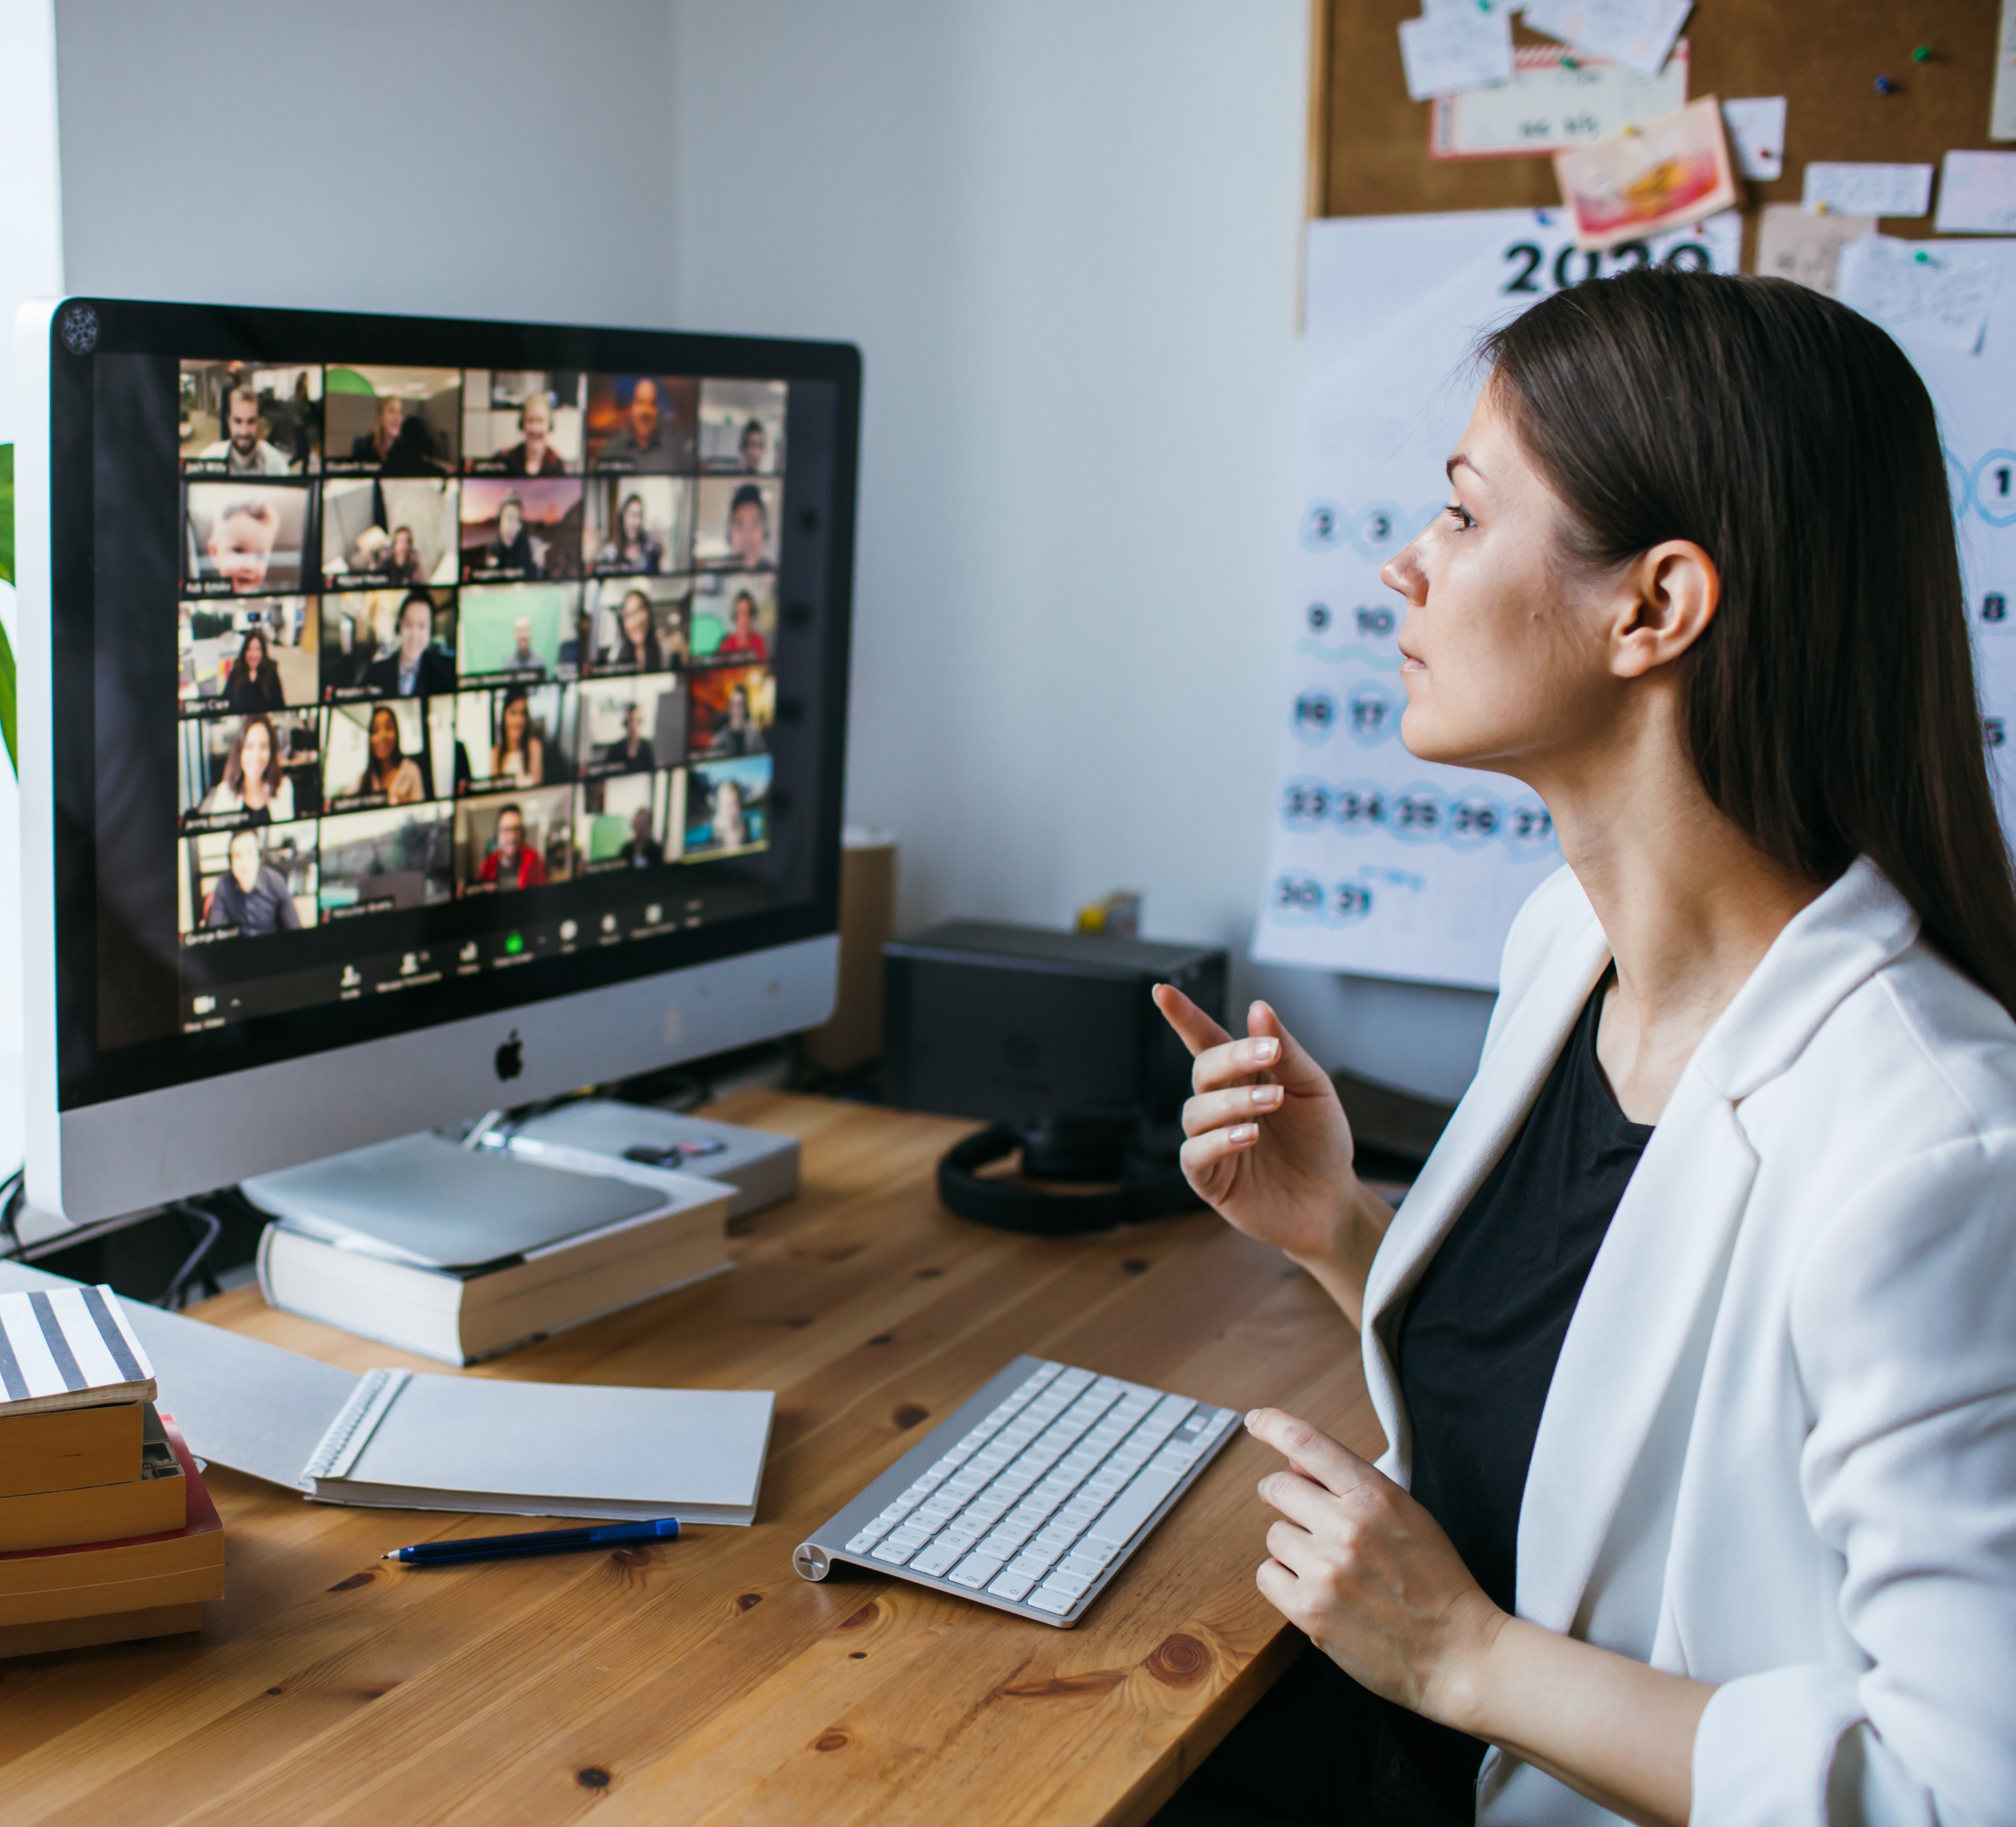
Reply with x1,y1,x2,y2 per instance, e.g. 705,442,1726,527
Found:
1445,454,1486,484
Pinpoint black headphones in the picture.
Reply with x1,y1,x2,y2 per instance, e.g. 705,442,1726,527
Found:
935,1120,1201,1236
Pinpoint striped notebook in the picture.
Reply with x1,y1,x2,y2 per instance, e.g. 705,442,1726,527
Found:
0,1286,157,1417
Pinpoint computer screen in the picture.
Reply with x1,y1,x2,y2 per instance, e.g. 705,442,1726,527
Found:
22,299,857,1215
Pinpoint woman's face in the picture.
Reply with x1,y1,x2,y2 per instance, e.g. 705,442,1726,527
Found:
499,503,524,543
391,529,412,560
369,707,398,763
714,781,743,836
1379,381,1623,779
240,721,272,792
242,633,266,672
503,698,529,746
623,596,651,645
622,497,644,539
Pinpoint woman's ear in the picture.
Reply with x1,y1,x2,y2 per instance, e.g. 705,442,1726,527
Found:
1611,540,1718,679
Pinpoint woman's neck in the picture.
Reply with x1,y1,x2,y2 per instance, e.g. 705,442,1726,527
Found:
1535,698,1821,1121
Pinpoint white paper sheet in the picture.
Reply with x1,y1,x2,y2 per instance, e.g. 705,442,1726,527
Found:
1993,0,2016,141
1719,96,1786,180
1936,150,2016,234
1398,7,1515,102
1431,42,1689,160
1838,234,2000,354
1802,161,1935,219
1521,0,1691,77
1256,209,1739,987
1831,240,2016,830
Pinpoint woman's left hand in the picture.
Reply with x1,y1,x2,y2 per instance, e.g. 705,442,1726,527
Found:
1246,1407,1504,1727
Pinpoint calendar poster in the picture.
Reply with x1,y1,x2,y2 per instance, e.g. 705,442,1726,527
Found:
1254,209,1740,988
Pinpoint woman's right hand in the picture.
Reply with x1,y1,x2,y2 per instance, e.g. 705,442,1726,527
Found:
1152,985,1393,1325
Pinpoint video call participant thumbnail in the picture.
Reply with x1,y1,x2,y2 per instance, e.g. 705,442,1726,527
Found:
458,583,574,684
197,826,309,936
586,374,699,473
184,483,311,596
460,477,584,582
317,803,454,920
576,677,682,779
180,361,321,474
454,684,573,792
693,476,782,570
586,580,689,674
455,787,574,894
684,755,770,857
586,476,690,576
464,373,585,475
319,590,456,700
320,476,458,588
324,698,429,811
178,598,317,713
324,367,461,475
575,770,673,873
690,572,777,664
698,379,787,474
181,711,322,829
691,664,772,758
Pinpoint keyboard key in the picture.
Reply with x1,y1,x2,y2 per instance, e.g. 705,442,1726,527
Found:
988,1567,1039,1601
1039,1567,1094,1599
1085,1463,1186,1548
909,1537,963,1576
1028,1585,1075,1615
949,1553,1003,1588
1060,1551,1107,1579
872,1537,923,1566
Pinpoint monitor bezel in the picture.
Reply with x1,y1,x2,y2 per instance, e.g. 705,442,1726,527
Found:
30,297,859,1116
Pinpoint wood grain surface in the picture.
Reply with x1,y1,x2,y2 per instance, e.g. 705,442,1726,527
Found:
1316,0,2004,253
0,1093,1380,1827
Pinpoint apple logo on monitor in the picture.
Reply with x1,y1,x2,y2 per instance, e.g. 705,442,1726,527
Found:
495,1030,524,1082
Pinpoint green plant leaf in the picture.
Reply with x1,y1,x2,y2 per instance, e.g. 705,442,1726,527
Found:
0,617,13,777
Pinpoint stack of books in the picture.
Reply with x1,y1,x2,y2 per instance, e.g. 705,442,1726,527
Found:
0,1285,225,1656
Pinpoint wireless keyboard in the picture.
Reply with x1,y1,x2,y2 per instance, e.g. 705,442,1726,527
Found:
793,1356,1241,1627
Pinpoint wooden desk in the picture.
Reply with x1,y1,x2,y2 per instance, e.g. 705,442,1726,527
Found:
0,1094,1380,1827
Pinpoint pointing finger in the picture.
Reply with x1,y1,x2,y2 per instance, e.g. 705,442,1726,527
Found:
1244,1408,1376,1501
1152,983,1233,1059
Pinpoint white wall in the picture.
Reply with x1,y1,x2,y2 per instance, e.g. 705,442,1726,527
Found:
49,0,1494,1102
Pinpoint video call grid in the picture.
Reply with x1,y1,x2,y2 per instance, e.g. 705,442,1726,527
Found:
172,363,788,947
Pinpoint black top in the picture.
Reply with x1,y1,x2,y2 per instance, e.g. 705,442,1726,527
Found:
1386,972,1653,1812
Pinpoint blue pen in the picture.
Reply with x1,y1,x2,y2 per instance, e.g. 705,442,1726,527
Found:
382,1516,681,1566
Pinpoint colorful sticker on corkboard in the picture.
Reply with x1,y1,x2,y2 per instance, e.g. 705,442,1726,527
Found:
1553,95,1736,251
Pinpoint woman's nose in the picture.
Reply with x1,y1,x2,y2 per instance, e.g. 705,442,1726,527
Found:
1380,536,1427,603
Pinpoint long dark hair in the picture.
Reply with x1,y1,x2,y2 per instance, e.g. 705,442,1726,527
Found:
1479,269,2016,1017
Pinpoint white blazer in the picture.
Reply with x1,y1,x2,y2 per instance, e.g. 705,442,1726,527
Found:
1361,859,2016,1826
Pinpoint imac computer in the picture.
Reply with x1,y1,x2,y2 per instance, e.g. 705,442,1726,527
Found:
14,298,860,1225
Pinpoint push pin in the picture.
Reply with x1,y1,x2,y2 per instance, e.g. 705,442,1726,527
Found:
1622,121,1641,136
1814,200,1832,216
1874,74,1896,94
1912,44,1932,63
1914,248,1932,264
1562,53,1579,69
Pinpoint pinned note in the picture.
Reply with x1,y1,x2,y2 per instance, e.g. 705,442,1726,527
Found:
1935,151,2016,233
1837,234,2000,354
1431,42,1689,159
1521,0,1691,78
1993,0,2016,140
1553,95,1736,251
1719,97,1786,181
1398,7,1515,102
1754,203,1875,297
1802,162,1935,219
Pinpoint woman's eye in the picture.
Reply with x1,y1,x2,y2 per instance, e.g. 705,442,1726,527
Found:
1444,503,1476,531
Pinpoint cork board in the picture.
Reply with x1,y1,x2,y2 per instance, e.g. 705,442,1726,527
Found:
1312,0,2004,252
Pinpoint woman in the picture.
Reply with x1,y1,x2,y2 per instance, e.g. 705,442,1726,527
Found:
490,689,544,789
223,628,285,711
349,704,424,805
483,494,540,576
595,492,662,574
613,588,673,672
199,713,295,824
709,777,748,850
376,525,422,585
1153,272,2016,1827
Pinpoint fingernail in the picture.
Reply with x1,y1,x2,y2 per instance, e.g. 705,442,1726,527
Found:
1251,1084,1282,1107
1228,1123,1257,1144
1245,1408,1262,1427
1248,1038,1279,1064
